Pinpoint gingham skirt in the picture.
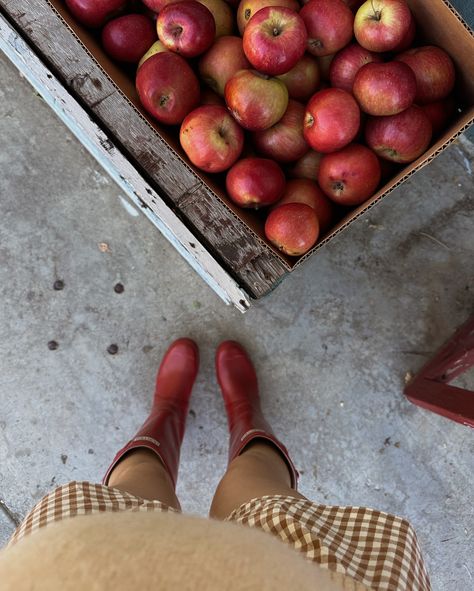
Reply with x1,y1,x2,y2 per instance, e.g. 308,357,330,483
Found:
8,481,430,591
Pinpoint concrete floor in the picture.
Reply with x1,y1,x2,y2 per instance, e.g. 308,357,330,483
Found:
0,28,473,591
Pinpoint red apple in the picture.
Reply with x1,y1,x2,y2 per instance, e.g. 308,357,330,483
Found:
142,0,176,12
252,100,308,162
226,158,285,208
274,179,333,231
136,52,200,125
265,203,319,255
199,36,250,96
396,46,456,105
198,0,234,37
277,55,320,101
236,0,299,35
287,149,323,181
243,7,307,76
329,43,382,93
365,105,432,163
354,0,413,53
304,88,360,153
300,0,354,57
421,97,456,137
180,106,244,173
392,12,416,52
316,54,336,81
102,14,156,64
225,70,289,131
200,87,226,105
318,143,381,205
65,0,126,28
138,40,169,69
157,1,216,58
353,61,416,116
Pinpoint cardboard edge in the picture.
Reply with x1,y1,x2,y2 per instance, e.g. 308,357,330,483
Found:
294,113,474,268
442,0,474,36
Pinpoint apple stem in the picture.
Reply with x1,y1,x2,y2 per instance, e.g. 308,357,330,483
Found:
309,39,323,51
370,0,382,21
171,25,183,38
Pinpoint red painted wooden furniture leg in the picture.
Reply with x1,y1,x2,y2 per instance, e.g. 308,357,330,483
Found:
404,316,474,427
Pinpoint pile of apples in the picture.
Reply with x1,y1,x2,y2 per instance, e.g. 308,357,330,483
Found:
65,0,456,257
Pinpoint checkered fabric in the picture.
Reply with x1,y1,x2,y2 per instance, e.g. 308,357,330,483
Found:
8,482,430,591
8,481,176,547
227,496,431,591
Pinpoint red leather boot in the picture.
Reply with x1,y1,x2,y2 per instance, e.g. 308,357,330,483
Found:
103,338,199,488
215,341,299,489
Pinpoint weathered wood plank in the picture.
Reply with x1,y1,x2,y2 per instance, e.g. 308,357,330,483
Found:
0,0,289,298
0,12,252,311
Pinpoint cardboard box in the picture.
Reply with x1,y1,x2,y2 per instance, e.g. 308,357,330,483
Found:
2,0,473,300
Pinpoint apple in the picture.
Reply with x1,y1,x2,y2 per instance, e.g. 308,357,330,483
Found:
265,203,319,255
396,46,456,105
136,52,200,125
287,149,323,181
138,40,169,69
252,100,308,162
365,105,432,163
300,0,354,57
304,88,360,153
277,55,320,101
198,0,234,37
226,157,285,208
142,0,176,12
392,12,416,52
200,87,226,105
421,97,456,137
199,36,250,96
225,70,289,131
157,1,216,58
236,0,299,35
274,179,333,231
329,43,382,93
318,143,381,205
242,7,307,76
180,105,244,173
354,0,413,53
353,61,416,116
65,0,126,28
102,14,156,64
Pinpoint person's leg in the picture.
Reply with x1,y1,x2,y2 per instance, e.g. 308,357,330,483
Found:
103,338,199,510
107,449,180,509
210,441,306,519
210,341,303,519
